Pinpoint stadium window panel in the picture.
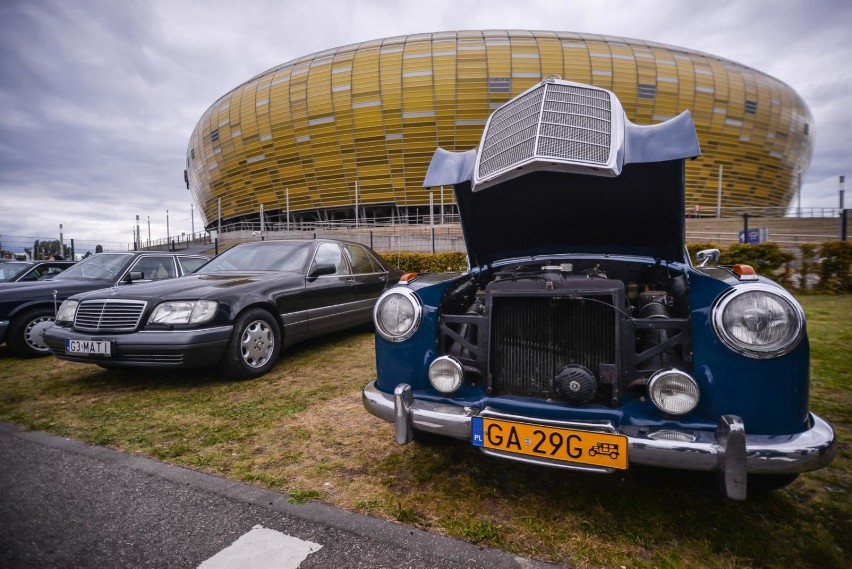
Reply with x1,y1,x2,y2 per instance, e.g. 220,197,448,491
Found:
637,83,656,99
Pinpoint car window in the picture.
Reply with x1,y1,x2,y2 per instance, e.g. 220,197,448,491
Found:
313,243,350,275
20,267,43,281
178,256,208,274
131,257,177,281
343,244,378,274
0,262,30,282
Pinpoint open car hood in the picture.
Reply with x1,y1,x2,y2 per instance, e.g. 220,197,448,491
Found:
423,78,700,267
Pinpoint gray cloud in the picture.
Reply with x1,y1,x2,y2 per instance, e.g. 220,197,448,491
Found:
1,0,850,247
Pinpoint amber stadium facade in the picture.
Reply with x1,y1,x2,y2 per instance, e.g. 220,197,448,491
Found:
186,30,813,229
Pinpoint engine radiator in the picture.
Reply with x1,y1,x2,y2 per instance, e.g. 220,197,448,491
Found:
488,293,619,399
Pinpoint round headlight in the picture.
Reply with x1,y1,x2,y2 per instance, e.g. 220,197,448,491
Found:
648,369,700,415
374,288,422,342
428,356,464,394
712,284,804,358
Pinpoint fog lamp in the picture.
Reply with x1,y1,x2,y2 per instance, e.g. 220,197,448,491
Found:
648,369,699,415
428,356,464,394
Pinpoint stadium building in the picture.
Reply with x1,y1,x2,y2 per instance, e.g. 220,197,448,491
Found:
185,30,813,229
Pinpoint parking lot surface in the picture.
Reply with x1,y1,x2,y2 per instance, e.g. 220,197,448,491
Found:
0,422,552,568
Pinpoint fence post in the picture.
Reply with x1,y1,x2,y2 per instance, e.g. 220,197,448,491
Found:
431,228,436,253
370,230,374,249
741,213,750,243
842,209,848,241
70,239,75,260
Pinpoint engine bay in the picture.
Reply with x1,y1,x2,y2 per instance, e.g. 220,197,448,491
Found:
438,258,693,406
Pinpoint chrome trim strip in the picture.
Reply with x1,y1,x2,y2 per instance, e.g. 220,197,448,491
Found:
280,310,308,327
130,325,234,335
309,298,374,320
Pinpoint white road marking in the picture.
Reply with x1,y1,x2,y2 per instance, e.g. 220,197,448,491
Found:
198,525,322,569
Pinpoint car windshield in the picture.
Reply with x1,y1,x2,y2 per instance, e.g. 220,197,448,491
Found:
197,241,312,273
0,262,31,282
53,253,133,281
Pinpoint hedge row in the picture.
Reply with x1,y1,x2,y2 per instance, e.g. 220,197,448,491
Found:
687,241,851,292
379,251,468,273
382,242,852,292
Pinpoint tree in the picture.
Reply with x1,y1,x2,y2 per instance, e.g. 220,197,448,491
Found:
32,239,71,260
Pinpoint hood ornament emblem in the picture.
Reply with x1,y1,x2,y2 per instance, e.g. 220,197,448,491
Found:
110,283,120,295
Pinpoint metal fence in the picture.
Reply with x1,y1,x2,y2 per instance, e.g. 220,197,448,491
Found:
0,235,130,261
200,211,847,253
4,208,848,260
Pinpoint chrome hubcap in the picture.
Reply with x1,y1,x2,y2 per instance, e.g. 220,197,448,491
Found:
25,316,54,352
239,319,274,368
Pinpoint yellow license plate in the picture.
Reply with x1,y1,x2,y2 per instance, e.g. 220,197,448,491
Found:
471,416,628,470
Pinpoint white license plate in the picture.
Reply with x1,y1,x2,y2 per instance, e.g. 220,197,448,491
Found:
65,339,112,357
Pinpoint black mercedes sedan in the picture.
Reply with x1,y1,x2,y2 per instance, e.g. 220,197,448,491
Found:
0,251,209,358
45,239,403,379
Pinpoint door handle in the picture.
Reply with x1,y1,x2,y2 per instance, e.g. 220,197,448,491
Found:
344,278,356,285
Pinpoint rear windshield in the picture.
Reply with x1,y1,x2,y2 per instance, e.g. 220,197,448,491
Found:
0,262,30,282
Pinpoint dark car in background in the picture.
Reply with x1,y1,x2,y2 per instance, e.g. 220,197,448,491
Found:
0,251,209,357
0,260,76,283
46,239,402,379
363,78,836,500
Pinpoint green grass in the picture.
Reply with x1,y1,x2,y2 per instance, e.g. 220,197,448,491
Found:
0,296,849,568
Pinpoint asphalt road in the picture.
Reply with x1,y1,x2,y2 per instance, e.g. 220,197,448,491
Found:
0,422,554,568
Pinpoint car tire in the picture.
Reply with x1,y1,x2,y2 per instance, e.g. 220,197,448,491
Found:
8,308,55,358
220,308,281,380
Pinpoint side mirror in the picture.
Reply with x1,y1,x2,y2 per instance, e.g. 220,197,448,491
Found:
309,263,337,279
696,249,720,267
125,271,145,283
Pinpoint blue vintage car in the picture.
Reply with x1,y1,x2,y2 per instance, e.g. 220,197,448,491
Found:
362,78,836,500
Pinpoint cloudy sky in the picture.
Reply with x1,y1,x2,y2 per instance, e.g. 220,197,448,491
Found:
1,0,849,249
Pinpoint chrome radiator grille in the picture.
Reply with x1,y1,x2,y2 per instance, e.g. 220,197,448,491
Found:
74,299,147,332
477,81,612,181
477,87,544,178
489,295,617,398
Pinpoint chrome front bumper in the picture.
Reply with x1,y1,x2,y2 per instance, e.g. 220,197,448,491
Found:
362,381,837,500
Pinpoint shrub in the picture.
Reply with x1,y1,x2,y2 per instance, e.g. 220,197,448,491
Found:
816,240,852,293
722,242,794,285
798,243,819,292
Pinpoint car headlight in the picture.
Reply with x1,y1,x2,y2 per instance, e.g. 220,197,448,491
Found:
148,300,218,325
712,284,804,358
374,288,422,342
55,300,79,324
428,356,464,394
648,369,700,415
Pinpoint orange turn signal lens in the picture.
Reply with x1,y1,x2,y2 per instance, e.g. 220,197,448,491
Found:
732,264,756,277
